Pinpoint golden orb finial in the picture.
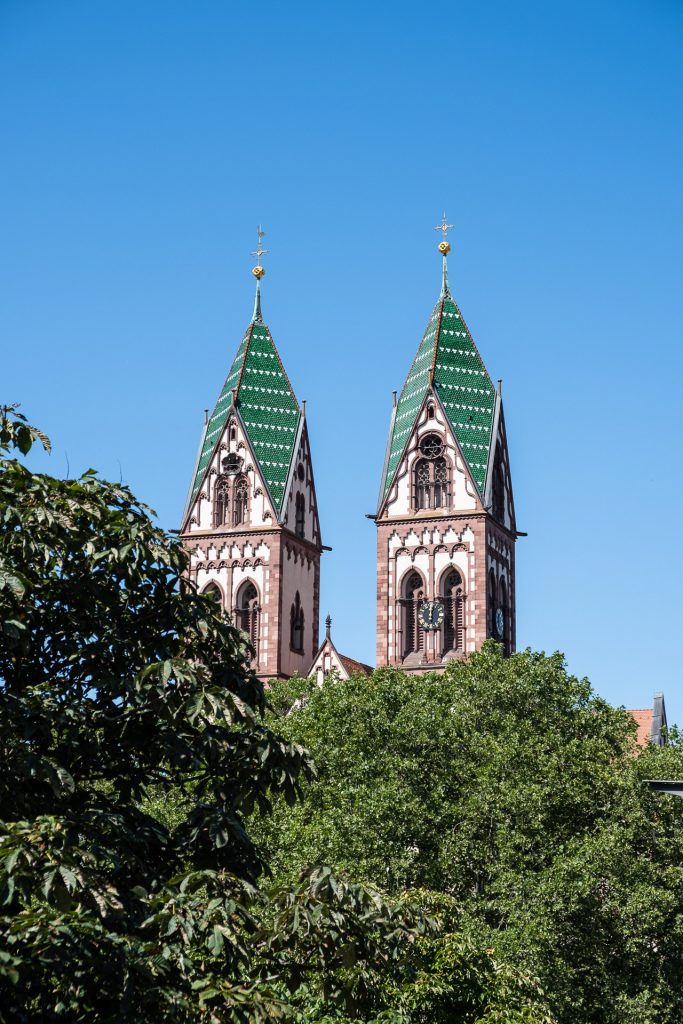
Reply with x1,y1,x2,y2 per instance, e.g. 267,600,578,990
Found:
252,264,265,279
438,240,451,255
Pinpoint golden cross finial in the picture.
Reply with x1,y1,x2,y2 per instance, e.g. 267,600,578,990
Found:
251,224,269,279
434,212,454,255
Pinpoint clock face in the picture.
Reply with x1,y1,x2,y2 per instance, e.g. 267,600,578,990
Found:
419,600,445,631
495,607,505,638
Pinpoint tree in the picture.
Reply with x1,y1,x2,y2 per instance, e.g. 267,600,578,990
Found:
258,653,683,1024
0,406,432,1023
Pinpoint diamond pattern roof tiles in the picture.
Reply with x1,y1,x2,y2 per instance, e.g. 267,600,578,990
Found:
190,318,301,515
382,290,496,500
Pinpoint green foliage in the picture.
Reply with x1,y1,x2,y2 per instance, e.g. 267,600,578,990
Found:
0,406,432,1023
258,651,683,1024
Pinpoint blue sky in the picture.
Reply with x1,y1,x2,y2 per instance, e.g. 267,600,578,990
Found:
3,0,682,724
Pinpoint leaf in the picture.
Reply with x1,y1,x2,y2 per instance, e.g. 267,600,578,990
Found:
59,866,78,893
0,569,26,598
3,848,20,874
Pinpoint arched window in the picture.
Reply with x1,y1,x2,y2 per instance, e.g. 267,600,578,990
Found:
434,458,447,508
290,591,305,653
415,460,430,510
236,581,259,654
400,571,425,660
233,476,248,526
441,569,464,655
202,582,223,607
488,569,497,639
213,478,230,527
413,435,450,511
295,492,305,538
499,577,509,656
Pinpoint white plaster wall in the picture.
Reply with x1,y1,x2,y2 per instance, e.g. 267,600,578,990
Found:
192,538,272,667
196,565,231,605
385,520,478,661
187,416,276,532
309,640,347,682
384,398,479,518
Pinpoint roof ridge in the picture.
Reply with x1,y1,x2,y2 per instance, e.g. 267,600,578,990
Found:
394,295,442,400
235,322,257,397
429,295,446,383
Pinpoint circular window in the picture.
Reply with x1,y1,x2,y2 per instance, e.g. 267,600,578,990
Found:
420,434,443,459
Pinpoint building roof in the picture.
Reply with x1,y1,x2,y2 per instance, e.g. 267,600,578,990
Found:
338,654,373,677
189,287,301,515
380,275,496,503
627,693,667,748
630,709,654,748
307,615,374,680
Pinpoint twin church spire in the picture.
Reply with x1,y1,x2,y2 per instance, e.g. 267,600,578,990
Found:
180,218,518,680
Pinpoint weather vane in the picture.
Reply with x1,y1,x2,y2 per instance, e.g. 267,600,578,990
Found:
251,225,269,279
433,212,454,255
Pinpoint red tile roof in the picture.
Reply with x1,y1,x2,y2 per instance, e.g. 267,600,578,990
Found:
339,654,373,677
629,709,653,748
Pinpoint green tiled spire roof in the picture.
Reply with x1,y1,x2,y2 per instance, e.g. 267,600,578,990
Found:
381,274,496,501
189,288,301,515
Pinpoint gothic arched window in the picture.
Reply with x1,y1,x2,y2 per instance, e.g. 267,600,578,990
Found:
295,492,305,538
236,580,259,655
499,576,509,656
202,582,223,607
400,570,425,660
488,569,497,639
434,458,448,508
413,435,450,511
441,568,464,655
213,478,230,527
233,476,248,526
290,591,304,653
415,460,430,510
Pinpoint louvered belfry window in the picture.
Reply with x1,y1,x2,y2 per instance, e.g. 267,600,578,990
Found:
237,581,259,653
290,591,305,653
441,569,464,655
401,571,424,659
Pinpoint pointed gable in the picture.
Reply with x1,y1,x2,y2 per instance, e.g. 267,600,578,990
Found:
307,616,373,681
281,420,322,543
483,394,516,533
189,310,301,516
380,289,496,504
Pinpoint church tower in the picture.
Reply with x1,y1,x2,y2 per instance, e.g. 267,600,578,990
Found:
180,232,323,680
374,219,517,670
